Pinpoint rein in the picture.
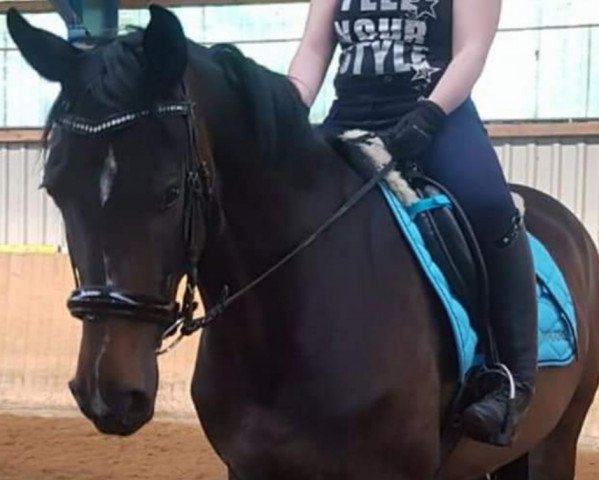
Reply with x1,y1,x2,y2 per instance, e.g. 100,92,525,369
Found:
159,147,399,353
58,96,396,355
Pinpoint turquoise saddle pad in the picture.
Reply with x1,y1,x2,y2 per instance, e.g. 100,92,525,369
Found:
379,184,578,379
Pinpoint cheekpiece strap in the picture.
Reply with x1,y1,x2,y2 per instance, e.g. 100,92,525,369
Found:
56,101,193,135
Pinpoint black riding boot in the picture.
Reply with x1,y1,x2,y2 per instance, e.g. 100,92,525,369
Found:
461,216,538,446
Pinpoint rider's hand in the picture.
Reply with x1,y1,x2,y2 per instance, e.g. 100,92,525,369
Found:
380,100,447,160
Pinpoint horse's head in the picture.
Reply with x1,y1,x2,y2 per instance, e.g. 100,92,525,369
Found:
7,6,209,435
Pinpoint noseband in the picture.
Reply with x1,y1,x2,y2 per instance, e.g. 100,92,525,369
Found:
59,97,214,350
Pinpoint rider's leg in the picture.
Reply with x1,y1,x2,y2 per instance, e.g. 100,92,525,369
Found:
419,99,538,446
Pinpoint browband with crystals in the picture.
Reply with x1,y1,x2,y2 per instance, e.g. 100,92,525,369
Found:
56,101,193,135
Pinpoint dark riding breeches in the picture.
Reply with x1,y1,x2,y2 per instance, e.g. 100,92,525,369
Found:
320,97,519,245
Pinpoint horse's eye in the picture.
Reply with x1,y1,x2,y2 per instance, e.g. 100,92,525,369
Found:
160,186,181,210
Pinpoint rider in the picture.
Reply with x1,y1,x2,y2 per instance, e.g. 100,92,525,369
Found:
288,0,537,446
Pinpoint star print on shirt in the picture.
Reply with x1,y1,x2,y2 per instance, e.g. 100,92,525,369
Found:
411,60,441,83
414,0,440,20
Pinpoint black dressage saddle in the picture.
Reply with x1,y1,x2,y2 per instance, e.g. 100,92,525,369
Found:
325,133,485,329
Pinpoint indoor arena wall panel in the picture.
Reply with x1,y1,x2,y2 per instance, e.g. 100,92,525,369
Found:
1,138,598,248
494,139,599,245
0,142,65,248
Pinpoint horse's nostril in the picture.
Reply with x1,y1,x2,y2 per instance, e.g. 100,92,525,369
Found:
101,388,149,417
128,390,151,416
101,390,153,433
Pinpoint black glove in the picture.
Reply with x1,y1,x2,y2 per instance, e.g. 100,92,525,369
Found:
380,100,447,160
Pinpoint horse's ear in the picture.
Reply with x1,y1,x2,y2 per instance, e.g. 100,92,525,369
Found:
143,5,188,86
7,8,78,83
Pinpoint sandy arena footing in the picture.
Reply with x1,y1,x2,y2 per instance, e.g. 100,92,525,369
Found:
1,414,598,479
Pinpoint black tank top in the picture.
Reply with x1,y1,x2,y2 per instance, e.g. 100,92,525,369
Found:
333,0,453,101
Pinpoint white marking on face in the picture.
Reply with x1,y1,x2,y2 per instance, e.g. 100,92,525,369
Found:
100,147,117,207
90,330,110,416
103,253,114,287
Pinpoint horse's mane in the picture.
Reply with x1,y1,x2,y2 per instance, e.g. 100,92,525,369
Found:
42,34,314,164
208,43,314,164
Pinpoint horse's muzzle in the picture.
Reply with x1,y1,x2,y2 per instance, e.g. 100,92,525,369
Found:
69,379,155,436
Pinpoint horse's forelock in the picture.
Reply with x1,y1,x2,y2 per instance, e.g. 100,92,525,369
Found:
42,32,147,135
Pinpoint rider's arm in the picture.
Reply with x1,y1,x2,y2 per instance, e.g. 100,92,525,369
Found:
287,0,339,108
428,0,502,114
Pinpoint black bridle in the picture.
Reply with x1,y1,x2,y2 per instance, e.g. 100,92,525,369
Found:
59,93,398,355
61,98,214,352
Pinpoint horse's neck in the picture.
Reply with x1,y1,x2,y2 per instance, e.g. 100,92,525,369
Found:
199,135,362,312
196,136,454,426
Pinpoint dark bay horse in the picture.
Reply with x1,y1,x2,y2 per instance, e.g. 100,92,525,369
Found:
7,6,599,479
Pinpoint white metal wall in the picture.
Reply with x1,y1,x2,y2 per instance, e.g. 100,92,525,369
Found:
1,137,598,248
0,142,65,247
495,139,599,245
